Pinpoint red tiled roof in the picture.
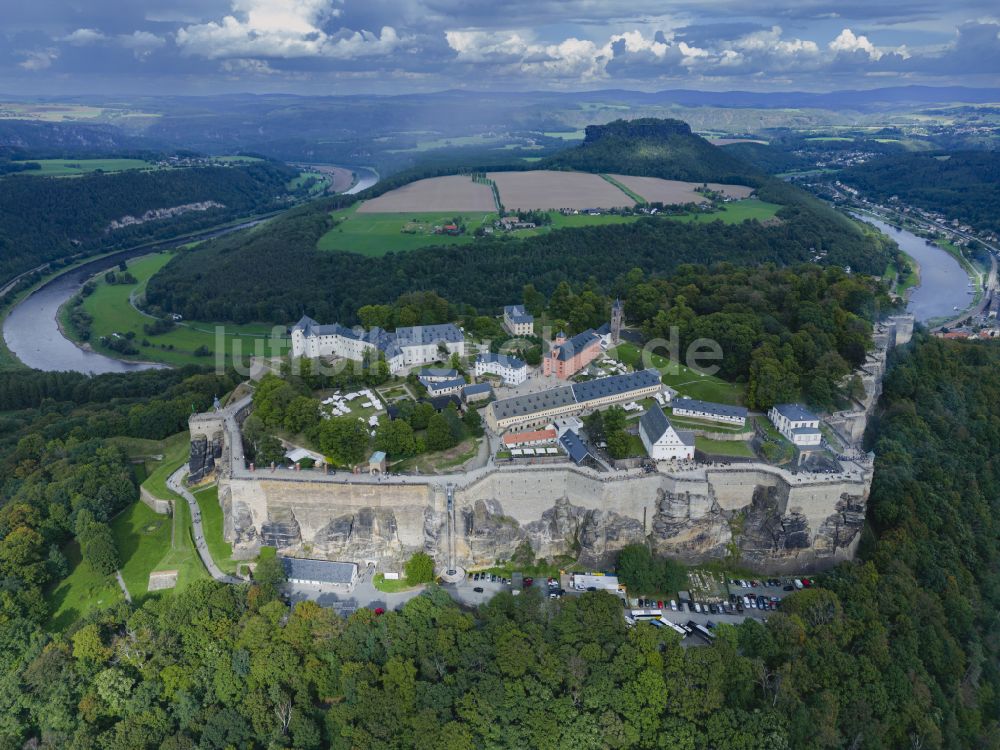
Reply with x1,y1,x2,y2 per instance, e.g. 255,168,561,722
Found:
503,428,557,445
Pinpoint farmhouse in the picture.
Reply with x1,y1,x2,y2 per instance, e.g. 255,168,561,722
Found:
671,398,748,427
486,368,662,433
291,317,465,374
503,305,534,336
769,403,822,447
543,329,603,379
639,404,696,461
475,352,528,385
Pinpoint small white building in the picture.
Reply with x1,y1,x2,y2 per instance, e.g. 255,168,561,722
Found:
570,573,622,592
639,404,695,460
475,352,528,385
502,305,534,337
768,403,822,447
671,397,748,427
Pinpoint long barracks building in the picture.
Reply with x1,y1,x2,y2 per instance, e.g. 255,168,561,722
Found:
485,369,662,433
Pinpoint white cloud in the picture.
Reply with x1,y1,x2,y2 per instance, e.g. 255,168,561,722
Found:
176,0,399,59
18,49,58,71
829,28,882,59
60,28,108,45
119,31,167,58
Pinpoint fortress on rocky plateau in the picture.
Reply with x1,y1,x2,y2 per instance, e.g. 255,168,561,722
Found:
188,316,914,575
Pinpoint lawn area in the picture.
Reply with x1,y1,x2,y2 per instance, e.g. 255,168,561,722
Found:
140,431,190,503
668,412,752,434
623,434,648,457
373,573,422,593
11,158,156,176
46,541,123,631
67,252,288,366
192,485,239,575
695,437,755,458
112,500,207,603
391,437,481,474
317,205,495,256
668,199,782,225
611,342,745,405
287,170,330,194
549,212,641,229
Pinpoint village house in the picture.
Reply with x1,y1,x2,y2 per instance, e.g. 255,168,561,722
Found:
290,317,465,374
768,403,822,447
502,305,534,337
475,352,528,385
639,404,696,461
543,329,603,379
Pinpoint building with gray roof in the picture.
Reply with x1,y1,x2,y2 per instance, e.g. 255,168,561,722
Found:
486,369,662,433
291,317,464,373
768,403,822,447
671,397,748,426
503,305,534,336
280,557,359,587
639,403,695,461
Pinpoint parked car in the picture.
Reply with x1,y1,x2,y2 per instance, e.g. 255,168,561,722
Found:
783,585,794,591
669,600,677,611
657,600,664,609
523,577,534,587
794,579,804,589
473,587,484,593
802,578,812,588
736,601,744,613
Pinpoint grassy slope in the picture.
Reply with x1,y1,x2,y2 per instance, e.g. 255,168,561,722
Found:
192,485,238,575
47,541,123,631
667,199,781,225
69,252,288,366
611,342,745,405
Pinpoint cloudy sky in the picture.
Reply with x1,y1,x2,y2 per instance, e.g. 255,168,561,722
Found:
2,0,998,95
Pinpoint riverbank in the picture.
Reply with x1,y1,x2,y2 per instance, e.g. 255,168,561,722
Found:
58,252,290,369
1,213,282,372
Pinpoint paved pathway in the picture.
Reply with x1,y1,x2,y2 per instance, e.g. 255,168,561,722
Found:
114,570,132,603
167,466,242,584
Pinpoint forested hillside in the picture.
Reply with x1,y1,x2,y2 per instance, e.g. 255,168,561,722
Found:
0,334,996,748
0,161,295,284
840,150,1000,233
145,118,892,324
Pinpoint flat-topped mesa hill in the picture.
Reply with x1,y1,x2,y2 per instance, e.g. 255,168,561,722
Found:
542,117,758,184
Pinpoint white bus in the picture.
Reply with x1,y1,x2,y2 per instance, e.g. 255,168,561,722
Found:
630,608,663,619
658,618,688,637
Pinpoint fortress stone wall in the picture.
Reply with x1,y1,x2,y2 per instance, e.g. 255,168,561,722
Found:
219,460,871,574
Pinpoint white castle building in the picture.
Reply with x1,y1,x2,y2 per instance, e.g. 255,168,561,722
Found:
474,352,528,385
291,316,465,374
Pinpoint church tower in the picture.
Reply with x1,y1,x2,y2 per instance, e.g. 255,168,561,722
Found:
610,298,624,345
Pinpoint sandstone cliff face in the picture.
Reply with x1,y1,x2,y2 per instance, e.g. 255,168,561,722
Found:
309,507,403,564
649,487,731,560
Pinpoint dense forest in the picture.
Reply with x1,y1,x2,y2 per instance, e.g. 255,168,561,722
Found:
0,161,296,284
0,334,995,748
839,151,1000,233
612,263,888,409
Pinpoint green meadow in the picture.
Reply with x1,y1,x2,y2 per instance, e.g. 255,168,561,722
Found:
317,205,495,256
611,342,745,405
667,199,782,225
67,252,289,366
11,158,156,176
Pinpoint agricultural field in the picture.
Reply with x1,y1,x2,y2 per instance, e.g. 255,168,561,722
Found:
358,175,496,213
487,170,635,211
668,198,782,225
608,174,755,203
67,252,289,366
11,158,157,176
318,205,494,256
